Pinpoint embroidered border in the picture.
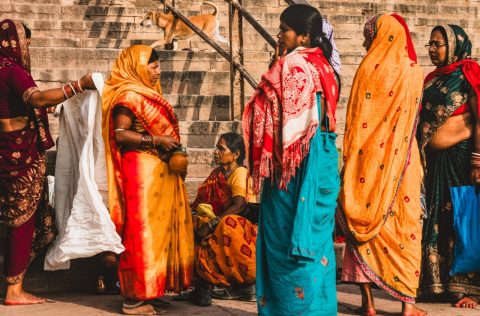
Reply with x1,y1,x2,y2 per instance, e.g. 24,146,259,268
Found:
11,20,30,72
441,24,456,65
22,86,40,105
6,269,26,285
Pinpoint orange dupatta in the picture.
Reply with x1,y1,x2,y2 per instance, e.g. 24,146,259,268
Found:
337,15,424,302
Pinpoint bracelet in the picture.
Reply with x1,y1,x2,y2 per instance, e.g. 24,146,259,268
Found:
76,79,84,93
61,85,68,99
68,82,77,95
140,134,154,149
63,83,74,99
207,221,214,231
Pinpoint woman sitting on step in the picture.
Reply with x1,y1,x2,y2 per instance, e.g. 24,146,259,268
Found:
188,132,257,306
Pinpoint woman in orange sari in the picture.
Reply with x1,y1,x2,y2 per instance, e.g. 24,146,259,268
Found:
102,45,194,315
337,15,426,316
189,132,257,306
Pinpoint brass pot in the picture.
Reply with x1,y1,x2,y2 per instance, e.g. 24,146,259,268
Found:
168,147,188,175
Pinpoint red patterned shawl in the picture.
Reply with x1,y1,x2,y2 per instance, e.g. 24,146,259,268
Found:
243,47,338,192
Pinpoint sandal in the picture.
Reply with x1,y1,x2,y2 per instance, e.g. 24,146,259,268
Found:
188,285,212,307
122,300,167,315
211,285,256,302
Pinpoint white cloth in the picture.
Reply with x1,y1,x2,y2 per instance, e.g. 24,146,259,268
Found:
323,20,341,75
44,73,124,271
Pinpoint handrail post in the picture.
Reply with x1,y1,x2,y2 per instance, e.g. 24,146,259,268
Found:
228,0,245,120
227,0,276,49
159,0,258,89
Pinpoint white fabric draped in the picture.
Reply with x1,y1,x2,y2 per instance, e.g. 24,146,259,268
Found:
44,73,124,271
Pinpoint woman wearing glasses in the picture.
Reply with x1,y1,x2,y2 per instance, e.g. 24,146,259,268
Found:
419,25,480,309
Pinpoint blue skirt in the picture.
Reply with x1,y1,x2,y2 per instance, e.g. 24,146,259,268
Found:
256,130,340,316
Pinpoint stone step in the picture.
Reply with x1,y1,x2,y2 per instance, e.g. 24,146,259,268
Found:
165,94,231,121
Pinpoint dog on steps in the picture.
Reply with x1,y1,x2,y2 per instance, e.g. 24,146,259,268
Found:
140,1,229,49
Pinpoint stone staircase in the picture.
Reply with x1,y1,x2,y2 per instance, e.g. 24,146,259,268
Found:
1,0,480,294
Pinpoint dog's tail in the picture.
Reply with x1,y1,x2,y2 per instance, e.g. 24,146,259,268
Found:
203,1,218,16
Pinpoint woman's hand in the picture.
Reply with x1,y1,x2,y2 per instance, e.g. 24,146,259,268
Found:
196,223,212,239
269,44,286,69
79,73,96,90
154,135,181,152
471,166,480,185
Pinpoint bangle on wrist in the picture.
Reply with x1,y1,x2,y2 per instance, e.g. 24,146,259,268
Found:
63,83,74,99
68,82,77,95
140,134,154,149
76,79,84,93
62,85,68,99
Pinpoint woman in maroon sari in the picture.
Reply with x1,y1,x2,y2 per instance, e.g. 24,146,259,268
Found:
0,19,94,305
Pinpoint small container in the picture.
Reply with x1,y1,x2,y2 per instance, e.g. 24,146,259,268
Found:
168,147,188,175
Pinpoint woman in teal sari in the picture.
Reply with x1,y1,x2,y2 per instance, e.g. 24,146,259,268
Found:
243,5,339,315
419,24,480,309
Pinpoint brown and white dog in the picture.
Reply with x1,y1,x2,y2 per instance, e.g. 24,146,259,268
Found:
140,2,229,48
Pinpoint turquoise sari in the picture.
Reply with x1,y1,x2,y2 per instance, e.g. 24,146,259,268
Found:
256,95,339,315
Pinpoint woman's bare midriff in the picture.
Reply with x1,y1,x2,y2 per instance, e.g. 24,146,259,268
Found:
428,112,473,150
0,116,28,132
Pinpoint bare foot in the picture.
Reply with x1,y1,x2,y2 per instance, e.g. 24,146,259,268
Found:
354,306,377,316
402,302,428,316
4,290,46,305
358,283,376,316
454,296,478,309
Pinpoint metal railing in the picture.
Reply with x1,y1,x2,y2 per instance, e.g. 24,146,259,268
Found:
158,0,299,119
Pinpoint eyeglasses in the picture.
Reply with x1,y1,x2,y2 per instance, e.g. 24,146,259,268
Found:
425,42,447,50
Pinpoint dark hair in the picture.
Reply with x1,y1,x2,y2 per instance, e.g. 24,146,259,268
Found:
22,23,31,38
280,4,333,61
219,132,245,165
148,49,159,64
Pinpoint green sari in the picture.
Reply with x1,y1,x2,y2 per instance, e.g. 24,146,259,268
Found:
419,24,480,297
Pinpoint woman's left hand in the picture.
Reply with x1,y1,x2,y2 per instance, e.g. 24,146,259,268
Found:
471,166,480,185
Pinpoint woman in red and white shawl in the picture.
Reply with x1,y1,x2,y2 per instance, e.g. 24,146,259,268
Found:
243,5,340,315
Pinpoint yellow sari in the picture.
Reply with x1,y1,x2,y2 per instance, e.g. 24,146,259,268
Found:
337,15,424,302
102,45,193,300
